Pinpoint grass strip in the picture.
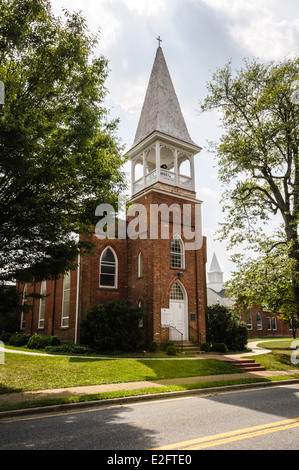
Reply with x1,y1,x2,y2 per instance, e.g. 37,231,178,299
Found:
0,377,271,413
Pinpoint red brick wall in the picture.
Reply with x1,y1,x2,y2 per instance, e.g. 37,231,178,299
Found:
19,268,79,342
241,305,293,338
17,187,207,347
77,237,128,340
127,188,207,346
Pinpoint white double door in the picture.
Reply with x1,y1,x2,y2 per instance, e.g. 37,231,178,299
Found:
169,300,188,341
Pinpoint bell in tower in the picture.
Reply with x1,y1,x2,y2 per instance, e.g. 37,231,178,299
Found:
126,42,201,199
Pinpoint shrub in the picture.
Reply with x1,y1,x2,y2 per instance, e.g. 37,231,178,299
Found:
166,345,177,356
211,342,228,353
0,332,14,343
44,341,92,355
148,340,158,352
80,299,146,352
206,304,248,351
27,334,61,350
200,342,211,352
8,333,31,347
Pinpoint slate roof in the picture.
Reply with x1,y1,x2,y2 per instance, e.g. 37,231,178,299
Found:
132,47,198,148
207,288,234,308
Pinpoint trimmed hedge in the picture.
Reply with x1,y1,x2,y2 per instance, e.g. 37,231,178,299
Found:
27,334,61,350
211,342,228,353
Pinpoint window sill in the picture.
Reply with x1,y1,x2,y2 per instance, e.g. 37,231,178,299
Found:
98,286,119,290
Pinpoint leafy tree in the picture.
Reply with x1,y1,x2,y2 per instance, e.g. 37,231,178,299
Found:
226,248,299,338
0,0,126,284
80,300,145,352
205,304,248,351
0,284,20,332
201,57,299,319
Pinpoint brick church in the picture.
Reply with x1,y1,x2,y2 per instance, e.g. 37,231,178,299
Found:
18,44,208,348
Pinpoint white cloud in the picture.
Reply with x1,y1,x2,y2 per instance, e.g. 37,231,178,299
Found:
200,186,220,199
200,0,299,60
111,74,148,118
122,0,168,16
51,0,123,49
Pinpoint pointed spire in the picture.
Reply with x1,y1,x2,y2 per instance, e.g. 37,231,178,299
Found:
207,253,224,293
133,46,197,147
209,252,222,273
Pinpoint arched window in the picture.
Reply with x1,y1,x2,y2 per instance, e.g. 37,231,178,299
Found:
247,312,253,330
38,281,47,329
61,272,71,327
138,251,143,278
170,281,185,300
267,317,271,330
100,247,117,288
257,312,263,330
170,235,184,269
179,157,191,177
138,300,144,327
20,284,27,330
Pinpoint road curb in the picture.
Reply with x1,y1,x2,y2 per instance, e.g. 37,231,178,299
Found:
1,378,299,420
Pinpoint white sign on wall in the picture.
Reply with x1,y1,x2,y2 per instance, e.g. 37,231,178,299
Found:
161,308,170,327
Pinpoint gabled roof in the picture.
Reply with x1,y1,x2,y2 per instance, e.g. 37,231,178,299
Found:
207,288,234,308
132,46,198,149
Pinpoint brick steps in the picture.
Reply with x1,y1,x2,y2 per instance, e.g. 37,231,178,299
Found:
172,341,203,354
224,358,266,372
171,344,267,370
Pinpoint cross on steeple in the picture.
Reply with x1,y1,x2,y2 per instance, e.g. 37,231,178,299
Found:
156,36,162,47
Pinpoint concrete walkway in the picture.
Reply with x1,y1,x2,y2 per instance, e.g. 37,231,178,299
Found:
1,340,299,409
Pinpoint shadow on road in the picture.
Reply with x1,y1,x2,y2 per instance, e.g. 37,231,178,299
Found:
0,404,159,450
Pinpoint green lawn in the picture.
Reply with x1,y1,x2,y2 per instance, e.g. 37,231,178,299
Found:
2,337,299,398
1,339,299,413
0,353,241,394
248,338,299,371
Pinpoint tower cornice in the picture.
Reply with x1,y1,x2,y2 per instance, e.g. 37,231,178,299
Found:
125,130,201,158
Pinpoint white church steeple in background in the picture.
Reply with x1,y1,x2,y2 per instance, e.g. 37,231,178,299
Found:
207,252,224,293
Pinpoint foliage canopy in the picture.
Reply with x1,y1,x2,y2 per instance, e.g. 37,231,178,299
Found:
0,0,126,283
205,304,248,351
201,57,299,316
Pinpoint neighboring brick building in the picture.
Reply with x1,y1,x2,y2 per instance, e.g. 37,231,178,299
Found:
207,253,293,338
18,45,207,347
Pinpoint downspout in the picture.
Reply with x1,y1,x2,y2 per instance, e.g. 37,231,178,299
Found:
30,284,36,335
195,247,200,344
51,279,57,336
74,253,80,344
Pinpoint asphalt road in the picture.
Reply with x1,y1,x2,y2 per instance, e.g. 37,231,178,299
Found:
1,383,299,452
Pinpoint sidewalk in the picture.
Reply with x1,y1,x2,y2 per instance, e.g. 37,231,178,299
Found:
2,369,299,407
1,341,299,410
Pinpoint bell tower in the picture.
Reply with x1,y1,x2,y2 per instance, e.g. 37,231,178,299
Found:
128,44,201,199
126,42,207,347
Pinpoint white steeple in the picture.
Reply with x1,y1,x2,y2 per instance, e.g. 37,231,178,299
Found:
207,253,224,292
126,44,201,197
133,45,197,148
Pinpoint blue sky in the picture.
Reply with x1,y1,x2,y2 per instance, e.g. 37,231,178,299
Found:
51,0,299,281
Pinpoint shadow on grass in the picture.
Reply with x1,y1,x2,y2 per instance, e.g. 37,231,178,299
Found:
0,383,23,395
